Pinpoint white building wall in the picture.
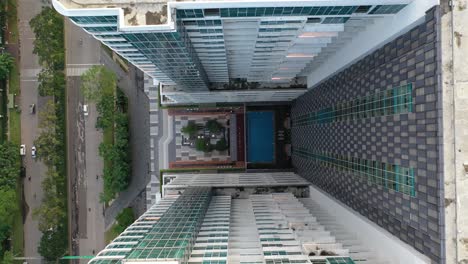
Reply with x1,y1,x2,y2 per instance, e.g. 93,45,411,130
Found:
304,0,440,88
307,185,432,264
161,89,307,105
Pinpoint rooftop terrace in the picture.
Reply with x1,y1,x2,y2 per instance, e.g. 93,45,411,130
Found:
55,0,169,25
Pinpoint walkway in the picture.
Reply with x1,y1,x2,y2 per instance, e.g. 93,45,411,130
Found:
144,76,164,208
100,49,152,229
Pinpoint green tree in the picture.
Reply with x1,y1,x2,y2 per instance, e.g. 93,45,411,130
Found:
206,119,223,134
29,7,64,70
2,250,14,264
113,208,134,234
215,138,228,151
81,65,117,102
0,142,20,189
98,112,130,203
195,138,212,152
0,188,18,233
33,169,66,232
0,53,14,80
34,100,61,167
181,121,199,138
38,224,67,261
38,100,58,130
37,68,65,96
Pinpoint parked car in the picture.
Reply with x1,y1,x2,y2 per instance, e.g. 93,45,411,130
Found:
29,104,35,114
20,144,26,156
31,146,37,158
83,104,89,117
20,166,26,178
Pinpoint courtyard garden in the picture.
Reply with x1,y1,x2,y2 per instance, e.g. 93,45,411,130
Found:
181,119,228,152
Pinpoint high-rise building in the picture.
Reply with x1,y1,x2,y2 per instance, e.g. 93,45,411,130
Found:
90,172,427,264
53,0,468,263
53,0,422,105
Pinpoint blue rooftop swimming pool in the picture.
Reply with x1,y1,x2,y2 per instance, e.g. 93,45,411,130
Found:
247,111,274,163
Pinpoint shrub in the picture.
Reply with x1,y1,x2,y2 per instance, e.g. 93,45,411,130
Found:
215,138,228,151
113,208,134,234
195,138,212,152
181,121,199,138
206,119,223,134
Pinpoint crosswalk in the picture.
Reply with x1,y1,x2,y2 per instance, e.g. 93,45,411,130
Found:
66,64,100,76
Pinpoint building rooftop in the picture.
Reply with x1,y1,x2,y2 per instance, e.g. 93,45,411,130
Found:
55,0,169,25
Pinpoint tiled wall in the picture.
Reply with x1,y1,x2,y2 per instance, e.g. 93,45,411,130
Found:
291,7,441,263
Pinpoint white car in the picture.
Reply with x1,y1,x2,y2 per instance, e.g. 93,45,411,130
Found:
31,146,37,158
83,104,89,117
20,144,26,156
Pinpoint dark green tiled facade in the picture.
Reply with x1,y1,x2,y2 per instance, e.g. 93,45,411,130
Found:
292,7,442,263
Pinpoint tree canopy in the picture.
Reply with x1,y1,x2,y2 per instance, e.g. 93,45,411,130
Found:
38,224,68,261
81,65,117,102
29,7,64,70
30,6,69,261
37,68,65,97
0,188,18,226
113,208,134,234
215,138,228,151
0,53,14,80
206,119,223,134
181,121,199,138
1,250,14,264
80,65,131,203
98,112,130,203
195,138,213,152
0,142,20,189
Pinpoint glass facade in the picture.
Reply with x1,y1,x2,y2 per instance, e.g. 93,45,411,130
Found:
65,3,409,94
70,15,117,24
126,187,212,262
292,84,413,126
369,5,407,15
177,5,406,19
293,147,416,196
326,257,356,264
122,28,209,90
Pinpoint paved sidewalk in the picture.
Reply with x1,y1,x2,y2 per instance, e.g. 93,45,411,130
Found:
144,77,163,208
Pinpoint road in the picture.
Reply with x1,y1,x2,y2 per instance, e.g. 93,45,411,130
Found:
64,19,103,261
65,19,151,257
18,0,49,261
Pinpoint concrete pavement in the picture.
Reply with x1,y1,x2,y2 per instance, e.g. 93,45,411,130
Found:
18,0,49,261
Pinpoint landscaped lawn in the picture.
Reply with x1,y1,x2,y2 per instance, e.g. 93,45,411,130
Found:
7,0,23,258
9,110,20,144
7,56,21,145
0,81,6,143
8,57,20,94
104,223,120,244
7,0,19,43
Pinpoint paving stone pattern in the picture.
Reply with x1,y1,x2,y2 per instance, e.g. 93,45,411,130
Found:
144,76,162,208
291,8,442,263
174,115,230,162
